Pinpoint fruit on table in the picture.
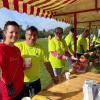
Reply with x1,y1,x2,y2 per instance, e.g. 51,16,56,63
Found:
72,62,85,71
89,52,94,55
84,53,90,59
88,54,97,60
91,66,100,73
91,63,100,73
91,68,100,73
92,58,100,63
79,58,88,63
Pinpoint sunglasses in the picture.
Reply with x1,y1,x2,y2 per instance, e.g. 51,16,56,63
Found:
55,32,63,35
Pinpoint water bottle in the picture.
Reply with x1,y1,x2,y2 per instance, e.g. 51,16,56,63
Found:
31,88,35,96
29,87,35,97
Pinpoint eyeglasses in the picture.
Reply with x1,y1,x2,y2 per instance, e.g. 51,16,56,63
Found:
55,32,63,35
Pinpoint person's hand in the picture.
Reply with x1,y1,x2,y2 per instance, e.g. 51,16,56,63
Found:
52,76,59,84
62,55,68,60
71,56,78,61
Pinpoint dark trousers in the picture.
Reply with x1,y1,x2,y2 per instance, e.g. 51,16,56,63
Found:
14,79,41,100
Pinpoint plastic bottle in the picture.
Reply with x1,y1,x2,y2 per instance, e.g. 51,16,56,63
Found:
29,87,35,97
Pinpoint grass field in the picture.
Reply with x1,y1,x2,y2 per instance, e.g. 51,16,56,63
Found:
37,38,51,89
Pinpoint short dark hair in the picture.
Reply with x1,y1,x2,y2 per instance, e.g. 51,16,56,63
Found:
26,26,38,33
83,29,89,33
55,27,63,31
4,21,20,32
55,27,63,34
3,21,20,41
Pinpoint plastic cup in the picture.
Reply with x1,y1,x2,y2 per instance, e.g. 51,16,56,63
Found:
65,72,70,80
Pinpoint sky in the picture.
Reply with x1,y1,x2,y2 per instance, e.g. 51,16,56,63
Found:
0,8,70,31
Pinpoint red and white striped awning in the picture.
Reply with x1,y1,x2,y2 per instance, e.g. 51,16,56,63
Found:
0,0,80,22
0,0,100,28
0,0,56,18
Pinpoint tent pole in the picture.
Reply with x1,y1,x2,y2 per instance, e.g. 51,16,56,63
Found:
74,13,77,57
95,0,97,9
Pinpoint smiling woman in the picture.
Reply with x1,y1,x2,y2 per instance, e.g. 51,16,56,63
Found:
3,21,19,45
0,21,24,100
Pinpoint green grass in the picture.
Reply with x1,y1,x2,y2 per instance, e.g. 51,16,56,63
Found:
39,63,52,89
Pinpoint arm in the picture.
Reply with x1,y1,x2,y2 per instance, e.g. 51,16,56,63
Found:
51,51,67,60
65,50,72,58
64,39,77,60
65,50,78,61
51,50,77,61
44,62,58,84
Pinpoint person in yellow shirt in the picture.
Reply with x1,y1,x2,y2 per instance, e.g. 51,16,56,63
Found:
92,34,97,47
86,37,89,50
89,34,100,50
96,37,100,43
92,34,100,44
15,26,58,97
49,27,77,77
77,29,89,57
65,28,75,55
96,32,100,43
92,34,97,43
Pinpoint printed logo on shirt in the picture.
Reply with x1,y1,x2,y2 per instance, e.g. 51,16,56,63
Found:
10,57,18,62
24,58,32,69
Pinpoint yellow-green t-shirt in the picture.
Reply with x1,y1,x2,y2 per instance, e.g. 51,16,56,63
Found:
86,38,89,50
49,37,68,68
92,35,97,43
96,38,100,43
15,41,48,82
77,35,87,54
92,35,100,44
65,34,74,54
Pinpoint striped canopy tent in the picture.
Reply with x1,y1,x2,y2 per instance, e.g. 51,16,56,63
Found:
0,0,100,28
0,0,100,55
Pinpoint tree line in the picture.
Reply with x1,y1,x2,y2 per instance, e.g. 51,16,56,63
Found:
0,25,97,40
